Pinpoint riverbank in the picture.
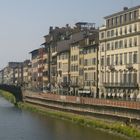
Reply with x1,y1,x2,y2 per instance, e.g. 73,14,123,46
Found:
0,90,140,140
0,90,16,104
17,102,140,140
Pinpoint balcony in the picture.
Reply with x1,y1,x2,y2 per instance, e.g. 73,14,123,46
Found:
108,65,115,71
126,63,133,70
103,83,138,88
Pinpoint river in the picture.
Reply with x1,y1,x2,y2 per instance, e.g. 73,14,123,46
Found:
0,97,128,140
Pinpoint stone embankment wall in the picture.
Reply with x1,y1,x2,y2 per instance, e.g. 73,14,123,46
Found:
23,90,140,125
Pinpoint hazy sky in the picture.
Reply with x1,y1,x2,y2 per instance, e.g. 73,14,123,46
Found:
0,0,139,69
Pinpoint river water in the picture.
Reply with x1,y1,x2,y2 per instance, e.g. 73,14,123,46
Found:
0,97,128,140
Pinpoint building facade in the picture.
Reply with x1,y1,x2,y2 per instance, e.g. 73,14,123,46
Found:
30,47,48,91
23,60,31,89
99,6,140,100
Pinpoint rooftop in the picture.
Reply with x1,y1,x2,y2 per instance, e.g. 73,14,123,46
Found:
104,5,140,19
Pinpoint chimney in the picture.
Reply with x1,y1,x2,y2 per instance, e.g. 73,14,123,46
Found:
49,26,53,33
66,24,69,28
123,7,128,11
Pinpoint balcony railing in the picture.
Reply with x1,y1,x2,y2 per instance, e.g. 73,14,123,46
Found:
126,63,133,70
108,65,115,71
103,82,138,88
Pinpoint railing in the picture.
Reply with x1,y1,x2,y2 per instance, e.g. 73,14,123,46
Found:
108,65,115,70
126,63,133,69
25,92,140,110
103,83,138,88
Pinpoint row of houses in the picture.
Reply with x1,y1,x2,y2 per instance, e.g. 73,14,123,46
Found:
0,5,140,100
0,60,31,88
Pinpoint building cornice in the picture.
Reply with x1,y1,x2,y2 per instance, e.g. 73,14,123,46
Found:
99,19,140,31
104,5,140,19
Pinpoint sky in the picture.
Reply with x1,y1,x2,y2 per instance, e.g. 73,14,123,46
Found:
0,0,139,69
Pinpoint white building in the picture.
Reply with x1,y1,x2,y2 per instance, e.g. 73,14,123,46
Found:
99,6,140,100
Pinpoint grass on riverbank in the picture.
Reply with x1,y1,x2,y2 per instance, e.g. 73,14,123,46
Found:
0,90,16,104
17,102,140,140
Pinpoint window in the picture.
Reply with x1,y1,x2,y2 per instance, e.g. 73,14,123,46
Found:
76,65,78,71
107,55,110,66
129,52,132,64
79,58,82,65
107,31,110,37
129,38,132,47
124,72,127,83
111,55,114,65
92,58,96,65
115,72,118,83
84,59,88,66
134,11,137,19
115,17,118,25
119,40,123,48
120,28,122,35
101,72,104,83
107,43,110,50
101,44,104,52
129,12,132,20
111,42,114,50
134,37,137,46
107,19,110,27
111,72,114,83
120,54,123,65
115,41,118,49
134,24,137,32
116,29,118,36
128,72,132,83
124,14,127,22
58,62,62,69
111,30,114,37
115,54,118,65
111,18,114,26
107,72,110,83
133,73,137,83
101,32,104,39
129,25,132,33
133,52,137,64
101,56,104,66
120,15,123,24
71,56,73,61
124,53,127,64
84,73,88,80
124,39,127,48
120,72,123,83
79,69,83,75
124,26,127,34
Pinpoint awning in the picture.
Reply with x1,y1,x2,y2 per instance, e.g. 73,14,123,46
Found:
117,93,120,97
112,93,115,97
85,90,91,94
120,93,124,97
78,90,90,94
130,93,134,99
78,90,83,94
137,94,140,99
108,93,111,96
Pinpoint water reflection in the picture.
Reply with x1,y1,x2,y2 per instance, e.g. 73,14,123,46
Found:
0,97,128,140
